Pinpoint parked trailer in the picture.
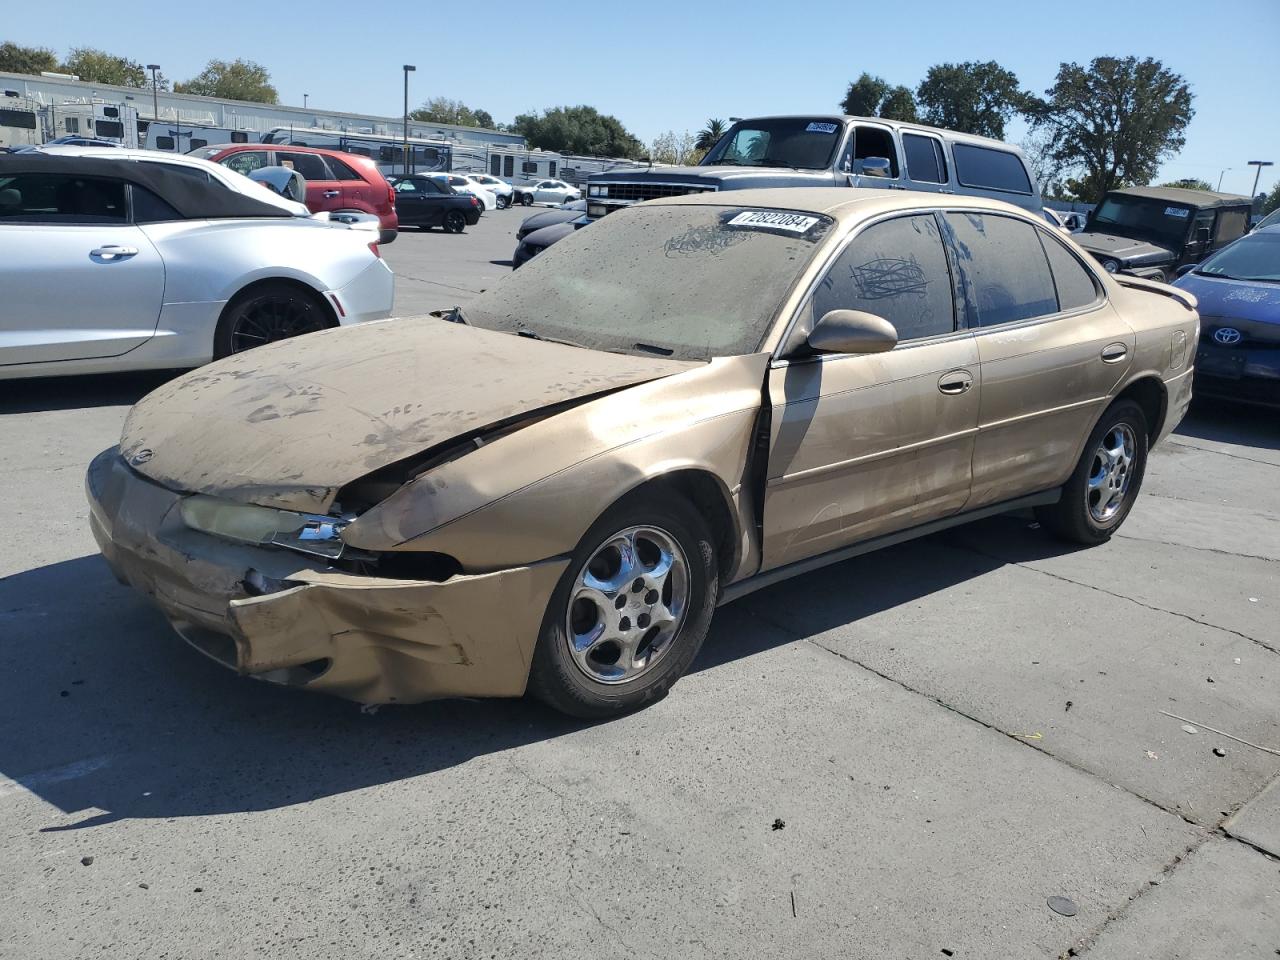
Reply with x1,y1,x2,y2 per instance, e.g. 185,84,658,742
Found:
260,127,452,176
44,100,140,147
0,95,39,149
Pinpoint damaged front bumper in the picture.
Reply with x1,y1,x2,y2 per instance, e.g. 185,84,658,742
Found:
85,448,568,704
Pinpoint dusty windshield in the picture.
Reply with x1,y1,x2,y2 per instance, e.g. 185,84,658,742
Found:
701,117,844,170
463,205,833,361
1089,194,1192,248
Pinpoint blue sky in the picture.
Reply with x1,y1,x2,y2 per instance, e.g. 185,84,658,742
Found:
14,0,1280,195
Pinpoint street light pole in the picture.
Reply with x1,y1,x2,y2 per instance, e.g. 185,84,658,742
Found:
303,93,309,109
402,65,416,176
1247,160,1273,203
146,64,161,144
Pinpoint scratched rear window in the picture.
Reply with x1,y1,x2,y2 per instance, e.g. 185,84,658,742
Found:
465,205,834,361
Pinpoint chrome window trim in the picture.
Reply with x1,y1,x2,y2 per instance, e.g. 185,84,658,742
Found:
768,204,1112,369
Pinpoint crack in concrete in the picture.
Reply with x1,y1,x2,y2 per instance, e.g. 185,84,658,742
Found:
1166,439,1280,469
1113,532,1279,564
952,541,1277,657
503,755,643,959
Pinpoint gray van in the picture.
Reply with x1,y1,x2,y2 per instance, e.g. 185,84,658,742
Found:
584,115,1043,220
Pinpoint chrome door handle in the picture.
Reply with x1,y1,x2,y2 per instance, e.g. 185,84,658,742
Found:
323,190,340,197
90,245,138,260
938,370,974,395
1101,342,1128,363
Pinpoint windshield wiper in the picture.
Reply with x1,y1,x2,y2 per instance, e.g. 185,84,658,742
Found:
516,328,588,349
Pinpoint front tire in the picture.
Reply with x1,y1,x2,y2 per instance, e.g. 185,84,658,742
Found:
527,492,719,719
521,193,533,206
213,281,333,359
1035,399,1148,545
496,195,509,210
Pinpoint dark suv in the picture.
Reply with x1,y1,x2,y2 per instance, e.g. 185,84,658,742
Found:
1074,186,1252,282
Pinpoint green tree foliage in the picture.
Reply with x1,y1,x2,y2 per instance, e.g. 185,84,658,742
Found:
175,58,278,103
1029,56,1194,203
0,41,59,75
840,73,918,120
411,96,496,129
512,106,644,159
1159,178,1213,191
916,61,1027,139
650,130,701,166
61,47,147,87
879,86,918,122
1261,183,1280,216
696,118,726,152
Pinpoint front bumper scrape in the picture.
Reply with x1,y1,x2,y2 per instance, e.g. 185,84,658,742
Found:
86,447,569,704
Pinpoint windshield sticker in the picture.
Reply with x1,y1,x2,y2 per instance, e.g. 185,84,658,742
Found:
805,122,839,134
727,210,822,234
1165,207,1190,218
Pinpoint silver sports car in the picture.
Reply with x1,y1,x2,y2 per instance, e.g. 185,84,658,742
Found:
0,153,394,380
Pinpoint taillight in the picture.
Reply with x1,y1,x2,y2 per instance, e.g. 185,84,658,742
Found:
470,196,479,207
368,241,381,259
386,184,395,206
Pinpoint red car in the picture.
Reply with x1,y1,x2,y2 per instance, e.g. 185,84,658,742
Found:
190,143,399,244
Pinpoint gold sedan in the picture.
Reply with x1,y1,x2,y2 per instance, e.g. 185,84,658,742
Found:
86,189,1199,717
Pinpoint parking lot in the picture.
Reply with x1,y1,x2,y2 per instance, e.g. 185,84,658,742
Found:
2,207,1279,959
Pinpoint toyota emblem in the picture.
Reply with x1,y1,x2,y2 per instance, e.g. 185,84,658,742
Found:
1213,327,1242,345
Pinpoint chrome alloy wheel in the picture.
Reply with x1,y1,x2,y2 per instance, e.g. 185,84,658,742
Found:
1087,423,1137,523
565,526,690,685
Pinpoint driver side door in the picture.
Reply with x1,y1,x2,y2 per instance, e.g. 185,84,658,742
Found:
761,213,979,569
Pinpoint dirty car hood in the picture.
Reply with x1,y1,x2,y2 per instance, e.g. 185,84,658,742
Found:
120,318,694,513
1075,232,1174,264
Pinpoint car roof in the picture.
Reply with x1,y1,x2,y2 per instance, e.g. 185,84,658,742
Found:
648,187,1042,223
736,114,1026,151
1112,185,1251,208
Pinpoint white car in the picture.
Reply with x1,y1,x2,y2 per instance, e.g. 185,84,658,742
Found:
463,173,514,209
0,152,394,380
513,179,582,207
431,173,497,212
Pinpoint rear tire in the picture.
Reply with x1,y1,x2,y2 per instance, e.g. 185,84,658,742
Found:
213,281,333,360
1035,399,1148,545
527,492,719,719
521,193,533,206
443,210,466,233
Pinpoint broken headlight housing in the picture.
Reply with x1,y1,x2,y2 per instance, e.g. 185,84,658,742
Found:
179,495,354,560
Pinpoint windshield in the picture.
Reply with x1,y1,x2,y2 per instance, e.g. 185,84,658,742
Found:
701,117,843,170
1088,194,1193,248
463,205,833,361
1195,232,1280,282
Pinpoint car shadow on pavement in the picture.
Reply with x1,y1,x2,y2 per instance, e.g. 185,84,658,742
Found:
0,515,1083,831
0,370,181,414
1176,399,1280,450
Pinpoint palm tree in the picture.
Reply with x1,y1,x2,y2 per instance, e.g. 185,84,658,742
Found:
696,118,727,152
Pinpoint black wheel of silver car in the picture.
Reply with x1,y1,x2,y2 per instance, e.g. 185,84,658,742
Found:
213,282,333,359
443,210,467,233
528,492,719,719
1035,399,1148,545
521,193,533,206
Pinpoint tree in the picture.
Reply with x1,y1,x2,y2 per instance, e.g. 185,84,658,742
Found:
1262,183,1280,216
916,61,1027,139
879,85,918,122
1029,56,1194,203
1020,129,1071,199
839,73,918,120
410,96,495,128
512,106,644,159
1159,178,1213,191
696,118,726,152
841,73,888,116
61,47,147,87
0,41,59,75
175,58,278,103
650,130,701,166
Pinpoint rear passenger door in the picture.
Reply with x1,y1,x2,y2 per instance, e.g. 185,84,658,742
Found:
324,154,372,211
945,211,1134,508
762,213,979,568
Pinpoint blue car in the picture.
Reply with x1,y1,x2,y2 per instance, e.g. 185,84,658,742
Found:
1175,225,1280,408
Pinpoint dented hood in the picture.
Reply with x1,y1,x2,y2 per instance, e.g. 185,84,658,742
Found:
120,318,693,512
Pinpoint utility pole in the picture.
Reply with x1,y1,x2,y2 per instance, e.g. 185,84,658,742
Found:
1248,160,1273,203
1216,168,1230,191
402,65,416,176
146,64,161,144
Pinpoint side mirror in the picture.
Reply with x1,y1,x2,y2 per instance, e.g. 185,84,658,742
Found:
1195,226,1211,245
855,156,892,179
1175,264,1196,278
807,309,898,355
